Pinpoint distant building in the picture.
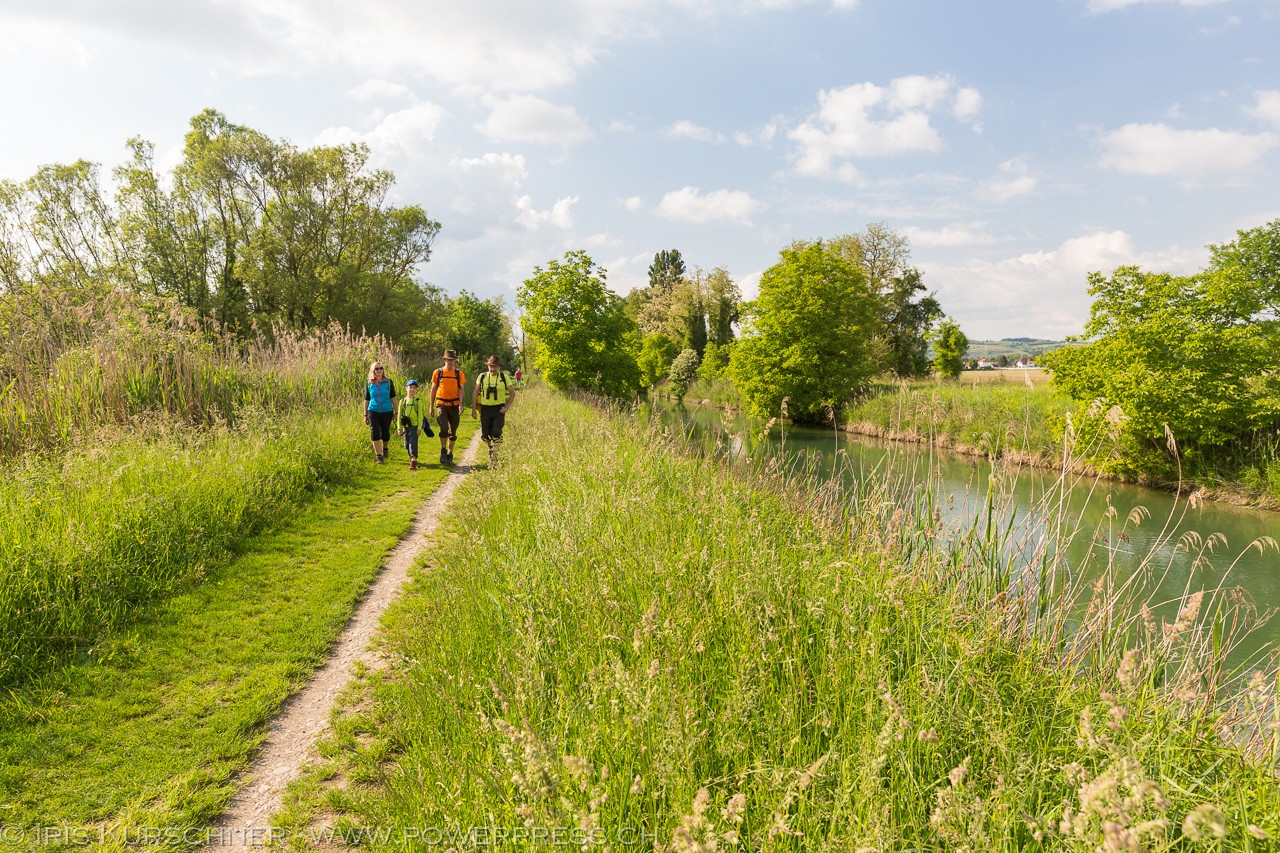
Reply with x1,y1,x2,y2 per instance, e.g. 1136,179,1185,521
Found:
976,358,997,370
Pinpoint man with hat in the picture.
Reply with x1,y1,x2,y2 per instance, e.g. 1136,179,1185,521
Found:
471,355,516,466
429,349,467,466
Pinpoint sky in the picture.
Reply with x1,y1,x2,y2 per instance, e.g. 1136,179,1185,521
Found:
1,0,1278,340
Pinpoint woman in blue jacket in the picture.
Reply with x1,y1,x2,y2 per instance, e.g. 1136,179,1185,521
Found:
364,361,398,463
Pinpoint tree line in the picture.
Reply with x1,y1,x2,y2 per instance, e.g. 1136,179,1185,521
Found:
0,109,516,384
518,224,960,422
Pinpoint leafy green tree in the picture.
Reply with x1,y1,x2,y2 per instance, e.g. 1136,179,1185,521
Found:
637,333,679,387
517,250,640,399
729,242,882,422
447,290,515,362
930,318,968,379
648,249,686,291
703,267,741,347
667,348,701,400
1208,218,1280,312
884,268,942,376
1041,262,1280,471
698,341,732,379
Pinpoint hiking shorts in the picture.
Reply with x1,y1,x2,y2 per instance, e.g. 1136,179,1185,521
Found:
368,410,394,443
479,404,505,442
436,405,461,440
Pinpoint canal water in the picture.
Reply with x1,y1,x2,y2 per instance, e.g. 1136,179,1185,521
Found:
644,401,1280,669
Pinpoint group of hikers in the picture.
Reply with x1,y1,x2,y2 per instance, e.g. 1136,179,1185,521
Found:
363,349,518,470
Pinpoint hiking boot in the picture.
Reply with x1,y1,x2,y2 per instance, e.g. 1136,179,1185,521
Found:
409,458,417,470
446,451,454,465
439,448,448,465
376,453,385,464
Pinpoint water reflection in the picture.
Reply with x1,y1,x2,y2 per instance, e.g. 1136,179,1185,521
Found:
643,400,1280,667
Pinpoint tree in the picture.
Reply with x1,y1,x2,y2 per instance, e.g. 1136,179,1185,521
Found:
729,242,883,422
702,267,741,347
648,249,686,291
667,348,701,400
1208,218,1280,316
447,290,515,362
637,333,679,387
517,250,640,399
930,318,968,379
883,268,942,377
698,341,732,379
1040,262,1280,471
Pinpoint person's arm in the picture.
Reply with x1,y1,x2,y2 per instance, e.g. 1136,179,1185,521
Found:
363,385,371,423
429,371,440,415
471,377,481,417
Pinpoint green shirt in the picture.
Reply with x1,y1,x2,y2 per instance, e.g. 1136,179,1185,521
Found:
398,394,428,429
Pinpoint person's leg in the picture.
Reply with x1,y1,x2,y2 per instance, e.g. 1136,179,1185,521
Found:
369,412,383,461
377,412,394,461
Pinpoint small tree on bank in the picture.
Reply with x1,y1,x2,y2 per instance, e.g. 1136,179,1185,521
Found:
517,250,639,399
931,318,968,379
668,348,700,400
729,242,882,422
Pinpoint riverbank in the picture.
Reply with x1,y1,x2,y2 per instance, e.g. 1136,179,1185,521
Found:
681,374,1280,511
285,386,1280,849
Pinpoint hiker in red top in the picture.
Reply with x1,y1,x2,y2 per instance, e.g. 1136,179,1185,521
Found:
429,349,466,466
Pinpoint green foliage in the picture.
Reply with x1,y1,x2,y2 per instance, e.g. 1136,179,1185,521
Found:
637,333,679,387
447,290,515,363
1041,258,1280,474
1,110,442,346
517,250,640,399
667,348,700,399
729,241,882,422
931,317,969,379
698,340,732,380
883,268,943,377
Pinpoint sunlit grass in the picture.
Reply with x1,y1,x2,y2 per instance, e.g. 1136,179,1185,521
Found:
286,387,1280,850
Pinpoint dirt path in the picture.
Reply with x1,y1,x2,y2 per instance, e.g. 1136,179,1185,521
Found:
210,433,482,848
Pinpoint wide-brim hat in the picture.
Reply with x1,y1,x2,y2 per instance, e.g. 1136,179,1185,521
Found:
443,349,458,360
485,356,501,366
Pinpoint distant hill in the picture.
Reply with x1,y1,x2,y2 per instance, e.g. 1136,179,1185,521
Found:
965,338,1066,361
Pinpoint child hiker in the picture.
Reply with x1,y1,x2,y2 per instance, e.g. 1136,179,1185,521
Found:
397,379,432,470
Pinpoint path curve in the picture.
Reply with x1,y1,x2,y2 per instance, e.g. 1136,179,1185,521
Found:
210,433,482,847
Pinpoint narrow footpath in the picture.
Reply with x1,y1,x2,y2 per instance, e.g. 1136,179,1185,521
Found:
210,433,482,848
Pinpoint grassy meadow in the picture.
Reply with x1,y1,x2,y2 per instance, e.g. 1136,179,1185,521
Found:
286,386,1280,850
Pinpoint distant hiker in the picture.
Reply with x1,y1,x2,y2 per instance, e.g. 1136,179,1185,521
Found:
471,355,515,466
429,349,466,466
514,367,524,387
364,361,397,464
397,379,431,470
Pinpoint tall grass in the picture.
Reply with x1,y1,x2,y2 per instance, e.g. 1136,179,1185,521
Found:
301,387,1280,849
0,287,398,458
0,409,369,689
843,378,1073,464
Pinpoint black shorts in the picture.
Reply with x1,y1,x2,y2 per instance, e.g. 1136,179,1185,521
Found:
436,405,461,439
368,410,394,442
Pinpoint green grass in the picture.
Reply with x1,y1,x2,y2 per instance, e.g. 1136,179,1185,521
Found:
282,387,1280,850
0,414,476,844
843,379,1073,463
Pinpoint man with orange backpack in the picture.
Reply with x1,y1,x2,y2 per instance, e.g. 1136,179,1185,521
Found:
429,349,466,466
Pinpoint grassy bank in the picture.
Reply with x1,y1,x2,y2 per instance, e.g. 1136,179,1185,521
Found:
0,408,367,688
841,378,1072,464
0,415,477,843
286,387,1280,849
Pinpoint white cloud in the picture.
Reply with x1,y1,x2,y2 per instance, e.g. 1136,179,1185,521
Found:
515,195,579,230
313,101,448,157
667,120,725,143
347,79,413,101
1098,122,1277,185
478,95,593,146
623,196,645,211
606,119,636,133
789,75,982,180
583,232,621,247
453,152,529,185
655,186,763,224
981,158,1038,202
924,230,1205,339
1248,90,1280,128
903,224,998,248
